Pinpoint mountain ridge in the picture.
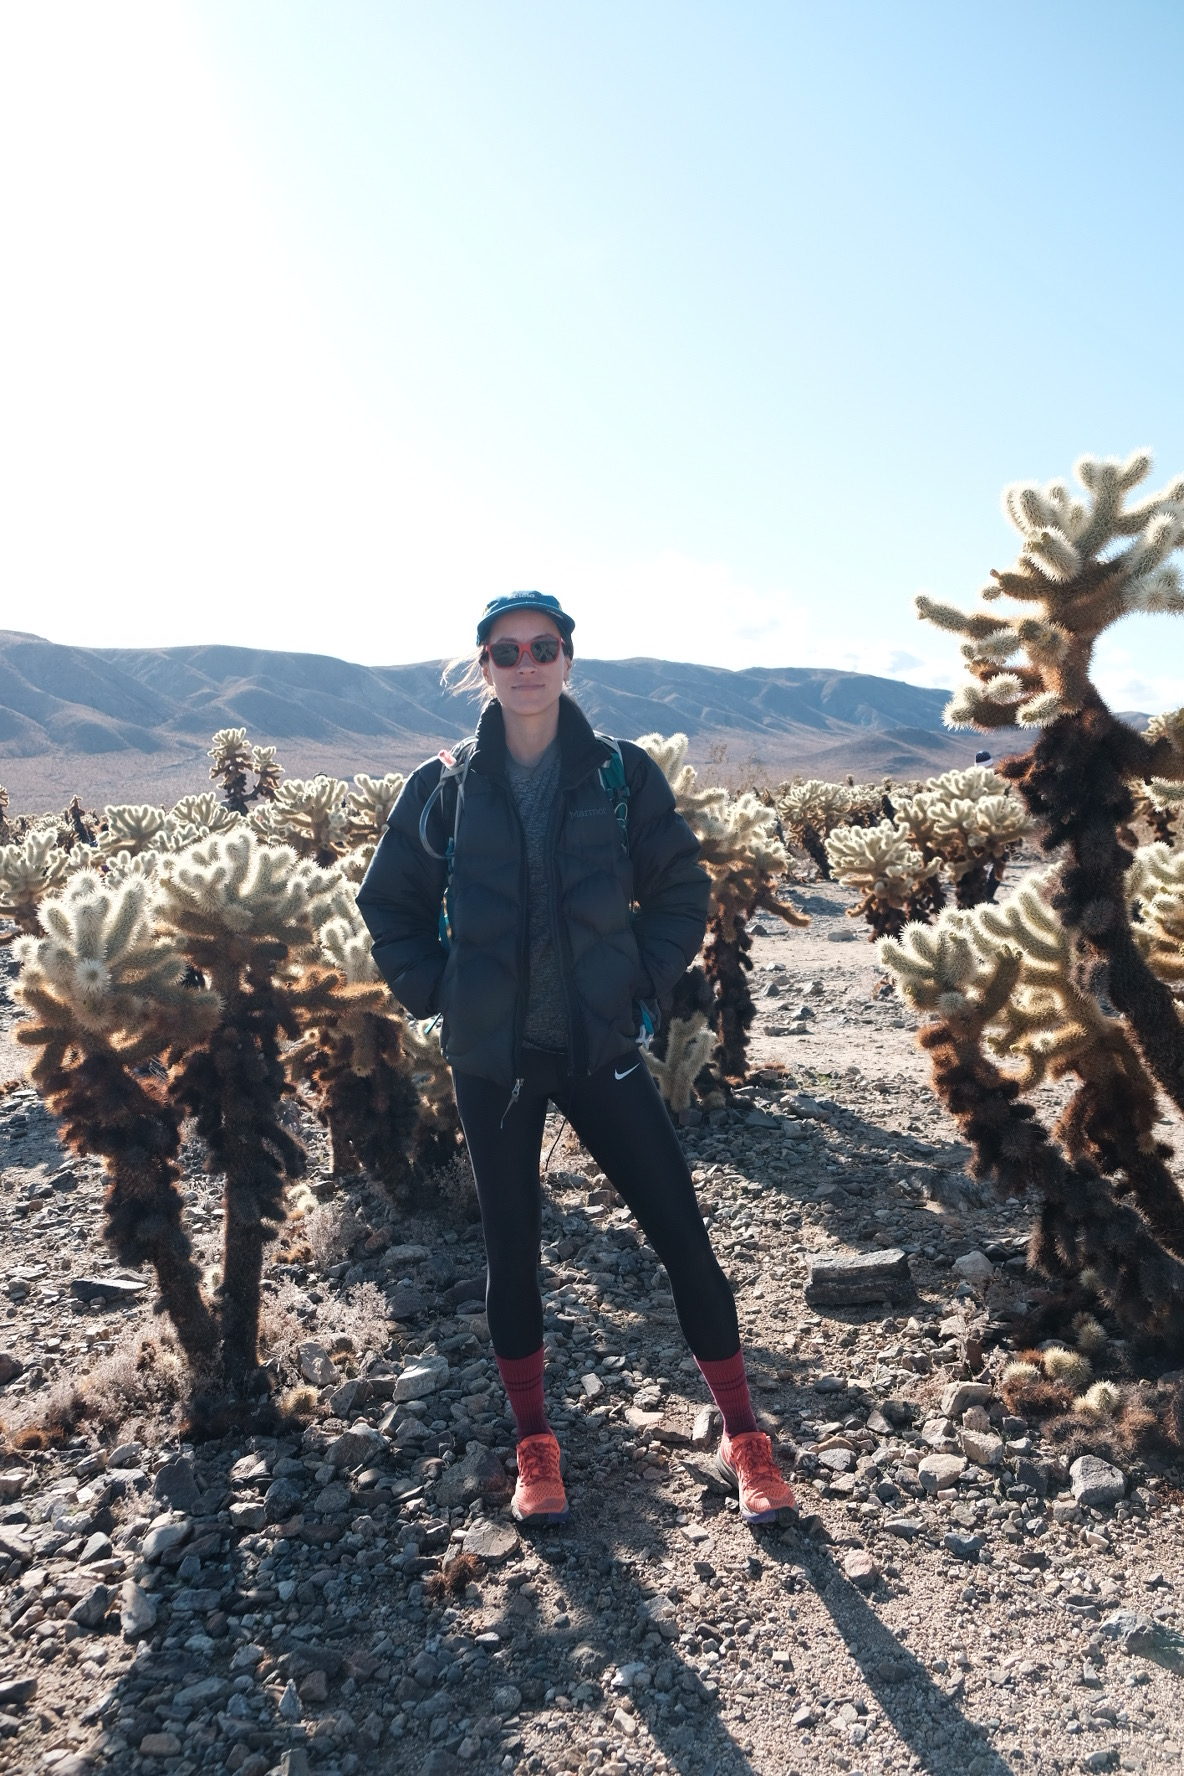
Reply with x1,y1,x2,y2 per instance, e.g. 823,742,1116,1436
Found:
0,631,1034,805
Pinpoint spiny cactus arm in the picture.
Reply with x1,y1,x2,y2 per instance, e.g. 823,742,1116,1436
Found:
97,804,170,858
918,1011,1184,1339
170,792,241,835
643,1011,715,1113
1002,705,1184,1122
927,454,1184,731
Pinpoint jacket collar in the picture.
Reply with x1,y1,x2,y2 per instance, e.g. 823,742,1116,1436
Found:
471,695,612,788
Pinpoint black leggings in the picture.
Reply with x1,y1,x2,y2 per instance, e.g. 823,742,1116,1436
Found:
452,1049,740,1362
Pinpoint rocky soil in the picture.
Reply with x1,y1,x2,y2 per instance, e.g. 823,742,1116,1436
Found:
1,880,1184,1776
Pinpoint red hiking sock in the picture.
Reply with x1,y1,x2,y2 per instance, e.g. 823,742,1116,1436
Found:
495,1348,550,1440
696,1350,759,1437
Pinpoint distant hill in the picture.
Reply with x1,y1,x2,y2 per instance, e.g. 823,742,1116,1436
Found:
0,630,1036,807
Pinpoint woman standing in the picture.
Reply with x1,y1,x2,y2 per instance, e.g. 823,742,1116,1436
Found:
357,592,794,1527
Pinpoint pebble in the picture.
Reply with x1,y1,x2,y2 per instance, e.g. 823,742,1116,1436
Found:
843,1550,880,1589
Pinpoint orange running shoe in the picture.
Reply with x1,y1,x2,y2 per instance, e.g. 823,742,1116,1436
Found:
709,1430,796,1524
511,1432,569,1525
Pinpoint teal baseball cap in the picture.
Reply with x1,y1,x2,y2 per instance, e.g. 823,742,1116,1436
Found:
476,591,575,647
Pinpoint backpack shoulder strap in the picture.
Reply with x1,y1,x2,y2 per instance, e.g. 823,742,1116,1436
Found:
595,733,630,854
418,738,476,862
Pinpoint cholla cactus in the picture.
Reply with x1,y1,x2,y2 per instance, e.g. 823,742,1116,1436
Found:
776,779,882,877
0,829,72,940
889,452,1184,1341
170,792,241,836
209,728,283,812
14,874,220,1368
643,1012,716,1115
0,785,10,843
287,889,436,1199
252,744,281,801
253,776,350,866
894,766,1029,909
154,830,347,1380
346,773,405,847
1129,842,1184,989
638,733,807,1083
826,821,940,938
96,804,171,859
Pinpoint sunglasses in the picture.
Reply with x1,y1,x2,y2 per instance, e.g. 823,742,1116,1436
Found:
483,635,564,668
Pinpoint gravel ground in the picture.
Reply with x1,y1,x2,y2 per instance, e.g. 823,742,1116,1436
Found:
1,880,1183,1776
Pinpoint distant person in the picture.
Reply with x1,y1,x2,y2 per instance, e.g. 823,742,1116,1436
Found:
357,592,795,1527
975,750,991,765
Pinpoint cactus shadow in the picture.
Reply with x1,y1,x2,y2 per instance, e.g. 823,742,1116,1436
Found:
765,1534,1018,1776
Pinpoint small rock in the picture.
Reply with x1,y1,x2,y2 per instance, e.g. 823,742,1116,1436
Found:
0,1678,36,1710
229,1501,267,1533
843,1550,879,1589
142,1516,193,1561
314,1482,352,1515
153,1455,201,1514
324,1426,384,1471
492,1683,522,1715
298,1669,329,1705
1070,1455,1125,1508
884,1516,924,1539
69,1275,147,1304
462,1518,519,1563
388,1281,429,1320
68,1582,113,1628
691,1405,722,1449
0,1354,23,1386
434,1445,511,1509
298,1341,337,1386
960,1430,1004,1467
805,1248,914,1307
278,1679,303,1722
951,1250,995,1284
120,1579,157,1638
264,1477,306,1522
139,1733,182,1757
940,1381,993,1418
918,1453,966,1492
392,1355,450,1402
943,1532,985,1562
0,1470,26,1500
791,1704,817,1727
1082,1753,1119,1773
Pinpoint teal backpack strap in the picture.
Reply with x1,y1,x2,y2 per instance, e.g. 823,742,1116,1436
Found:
418,739,476,952
596,734,630,854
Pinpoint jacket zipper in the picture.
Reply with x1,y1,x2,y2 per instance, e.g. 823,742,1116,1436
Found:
501,777,530,1116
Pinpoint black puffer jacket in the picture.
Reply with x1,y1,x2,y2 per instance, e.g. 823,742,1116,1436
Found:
356,696,709,1087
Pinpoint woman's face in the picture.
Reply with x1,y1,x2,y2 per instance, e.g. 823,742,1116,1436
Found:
481,610,570,717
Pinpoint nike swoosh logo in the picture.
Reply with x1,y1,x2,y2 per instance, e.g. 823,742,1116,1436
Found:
614,1063,640,1080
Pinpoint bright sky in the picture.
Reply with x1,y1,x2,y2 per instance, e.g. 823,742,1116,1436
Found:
2,1,1183,712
